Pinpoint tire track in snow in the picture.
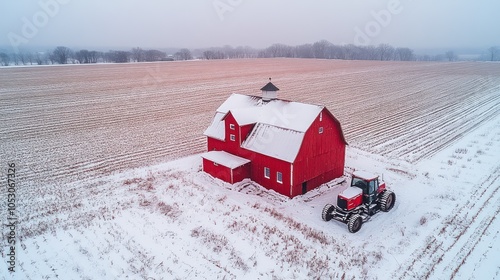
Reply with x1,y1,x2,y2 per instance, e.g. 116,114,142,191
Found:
394,166,500,279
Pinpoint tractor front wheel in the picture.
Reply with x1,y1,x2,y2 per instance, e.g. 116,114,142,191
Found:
347,214,363,233
380,191,396,212
322,204,335,221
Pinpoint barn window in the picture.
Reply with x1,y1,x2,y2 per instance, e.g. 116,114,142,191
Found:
230,134,236,141
264,167,270,179
319,127,324,134
229,124,235,130
277,172,283,184
320,112,323,121
213,162,218,166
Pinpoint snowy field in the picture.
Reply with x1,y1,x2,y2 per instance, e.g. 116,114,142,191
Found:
0,59,499,279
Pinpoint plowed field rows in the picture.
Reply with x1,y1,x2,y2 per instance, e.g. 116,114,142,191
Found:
1,59,500,279
1,59,499,190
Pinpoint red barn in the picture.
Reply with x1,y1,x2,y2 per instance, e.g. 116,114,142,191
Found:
202,80,347,198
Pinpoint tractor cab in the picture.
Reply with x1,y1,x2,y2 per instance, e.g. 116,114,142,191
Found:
322,170,395,233
351,171,385,205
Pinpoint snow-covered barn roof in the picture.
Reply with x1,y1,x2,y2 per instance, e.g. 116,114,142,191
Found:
204,112,226,140
202,151,250,169
209,93,323,132
204,93,327,163
241,123,304,163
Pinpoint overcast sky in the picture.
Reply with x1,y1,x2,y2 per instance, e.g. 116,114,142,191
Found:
1,0,499,52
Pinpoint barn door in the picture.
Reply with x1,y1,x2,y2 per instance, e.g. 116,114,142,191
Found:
302,182,307,194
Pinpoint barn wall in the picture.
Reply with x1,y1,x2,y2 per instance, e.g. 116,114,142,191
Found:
239,124,255,145
202,158,232,183
223,113,242,155
205,106,346,197
232,162,251,183
207,137,225,151
249,152,292,197
293,108,346,195
292,169,339,196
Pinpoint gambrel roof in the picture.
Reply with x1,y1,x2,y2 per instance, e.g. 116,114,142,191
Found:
204,94,326,162
206,93,323,131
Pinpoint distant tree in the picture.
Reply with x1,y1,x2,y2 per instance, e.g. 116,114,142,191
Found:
116,51,129,63
131,47,144,62
294,44,314,58
75,49,91,63
349,45,364,60
203,50,214,60
395,47,414,61
17,51,27,65
222,45,235,58
265,43,294,58
11,53,19,65
347,44,381,60
488,46,498,61
144,49,166,62
175,48,192,60
377,44,395,61
52,46,72,64
234,46,249,58
445,50,458,61
203,50,225,60
312,40,333,59
239,46,258,58
257,49,270,58
334,45,348,60
88,51,101,63
26,52,34,65
357,45,372,60
267,44,280,57
105,50,129,63
34,52,44,65
233,46,243,58
0,52,10,66
215,50,226,59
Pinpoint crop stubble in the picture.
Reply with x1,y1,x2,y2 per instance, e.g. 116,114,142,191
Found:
1,59,499,189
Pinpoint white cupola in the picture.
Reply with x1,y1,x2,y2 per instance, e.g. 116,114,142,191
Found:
260,78,280,102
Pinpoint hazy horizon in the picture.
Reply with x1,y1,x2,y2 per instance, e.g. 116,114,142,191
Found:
1,0,499,53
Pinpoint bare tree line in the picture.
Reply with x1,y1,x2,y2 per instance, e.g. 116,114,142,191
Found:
194,42,500,62
198,45,259,60
0,43,498,66
258,41,455,62
0,46,192,66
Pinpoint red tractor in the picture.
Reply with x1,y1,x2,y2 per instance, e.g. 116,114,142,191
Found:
321,171,396,233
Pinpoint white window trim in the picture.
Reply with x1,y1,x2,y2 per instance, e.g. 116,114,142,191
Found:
264,167,270,179
320,112,323,121
230,134,236,141
229,123,235,130
319,127,324,134
277,172,283,184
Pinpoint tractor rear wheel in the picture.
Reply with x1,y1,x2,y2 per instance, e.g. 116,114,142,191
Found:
348,214,363,233
380,191,396,212
322,204,335,221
